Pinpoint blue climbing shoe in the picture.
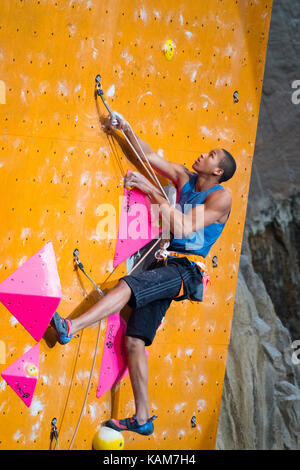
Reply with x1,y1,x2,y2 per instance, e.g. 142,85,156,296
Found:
105,415,157,436
50,311,73,345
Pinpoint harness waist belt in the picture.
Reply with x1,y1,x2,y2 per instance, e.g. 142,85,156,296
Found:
166,251,208,274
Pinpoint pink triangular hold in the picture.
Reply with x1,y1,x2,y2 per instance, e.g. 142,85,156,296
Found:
96,313,127,398
96,313,149,398
0,242,62,341
113,171,161,267
1,344,39,407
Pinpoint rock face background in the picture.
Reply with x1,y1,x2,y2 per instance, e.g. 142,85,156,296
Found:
216,0,300,449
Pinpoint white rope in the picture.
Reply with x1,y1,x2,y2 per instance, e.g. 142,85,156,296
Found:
68,114,167,450
120,127,170,202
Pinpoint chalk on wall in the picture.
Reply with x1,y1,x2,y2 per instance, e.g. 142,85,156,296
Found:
0,80,6,104
0,340,5,364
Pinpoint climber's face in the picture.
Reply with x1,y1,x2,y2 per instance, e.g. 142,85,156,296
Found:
192,148,225,180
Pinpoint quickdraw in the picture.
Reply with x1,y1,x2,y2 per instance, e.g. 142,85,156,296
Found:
95,74,169,201
73,248,103,296
50,417,60,450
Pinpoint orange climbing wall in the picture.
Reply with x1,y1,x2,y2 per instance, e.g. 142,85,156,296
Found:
0,0,273,450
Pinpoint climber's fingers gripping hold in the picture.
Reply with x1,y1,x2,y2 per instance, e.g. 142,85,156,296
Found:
108,111,130,132
124,171,154,195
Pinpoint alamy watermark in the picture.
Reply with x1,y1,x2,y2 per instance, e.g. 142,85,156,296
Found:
291,340,300,365
95,198,205,251
291,80,300,104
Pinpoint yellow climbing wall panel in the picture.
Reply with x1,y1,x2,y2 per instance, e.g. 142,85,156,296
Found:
0,0,272,450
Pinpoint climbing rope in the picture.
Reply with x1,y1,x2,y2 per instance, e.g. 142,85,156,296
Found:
95,74,169,201
66,76,169,449
67,239,160,450
120,127,169,200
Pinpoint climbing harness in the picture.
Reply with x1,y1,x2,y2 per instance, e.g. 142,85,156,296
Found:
154,241,211,303
154,240,209,274
164,251,208,275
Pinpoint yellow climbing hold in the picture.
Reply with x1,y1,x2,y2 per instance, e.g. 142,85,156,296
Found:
92,426,124,450
163,40,175,60
25,363,38,377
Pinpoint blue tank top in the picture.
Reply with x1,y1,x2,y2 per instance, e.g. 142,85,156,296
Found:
168,173,228,258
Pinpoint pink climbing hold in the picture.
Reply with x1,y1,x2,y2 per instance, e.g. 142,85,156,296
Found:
97,313,149,398
96,313,127,398
1,344,39,407
0,242,62,342
113,170,161,267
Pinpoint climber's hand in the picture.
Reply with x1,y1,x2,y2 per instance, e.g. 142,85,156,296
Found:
108,111,130,132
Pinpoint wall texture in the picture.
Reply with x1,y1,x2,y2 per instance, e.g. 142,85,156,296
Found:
0,0,272,450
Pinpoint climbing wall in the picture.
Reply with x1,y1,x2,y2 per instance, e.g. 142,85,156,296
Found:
0,0,273,450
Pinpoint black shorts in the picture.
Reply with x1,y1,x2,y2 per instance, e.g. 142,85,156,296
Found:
121,257,205,346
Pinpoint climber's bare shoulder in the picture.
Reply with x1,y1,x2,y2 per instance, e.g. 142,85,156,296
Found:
204,187,232,224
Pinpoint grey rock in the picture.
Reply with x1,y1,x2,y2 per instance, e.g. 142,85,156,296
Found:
216,0,300,449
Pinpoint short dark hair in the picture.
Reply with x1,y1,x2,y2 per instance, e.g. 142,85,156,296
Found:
218,149,236,182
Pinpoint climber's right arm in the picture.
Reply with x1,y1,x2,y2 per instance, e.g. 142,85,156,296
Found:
109,112,190,188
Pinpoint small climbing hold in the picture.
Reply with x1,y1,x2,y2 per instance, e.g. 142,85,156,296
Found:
92,426,124,450
233,91,239,103
25,363,38,377
163,40,176,61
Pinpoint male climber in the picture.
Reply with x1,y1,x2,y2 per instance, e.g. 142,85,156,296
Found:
50,112,236,436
